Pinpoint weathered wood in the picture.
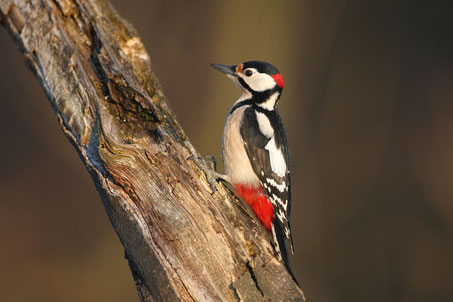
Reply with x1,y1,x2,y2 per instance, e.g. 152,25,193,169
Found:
0,0,305,301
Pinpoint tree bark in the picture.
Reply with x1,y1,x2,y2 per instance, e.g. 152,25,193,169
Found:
0,0,305,301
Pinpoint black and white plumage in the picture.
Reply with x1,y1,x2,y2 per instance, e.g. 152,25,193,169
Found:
211,61,294,266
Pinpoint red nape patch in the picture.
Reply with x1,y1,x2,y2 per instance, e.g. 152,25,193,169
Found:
234,184,274,231
271,73,284,88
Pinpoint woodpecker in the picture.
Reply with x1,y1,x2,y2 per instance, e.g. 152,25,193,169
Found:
210,61,294,266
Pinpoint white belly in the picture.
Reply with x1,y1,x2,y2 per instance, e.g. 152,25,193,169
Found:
221,106,260,185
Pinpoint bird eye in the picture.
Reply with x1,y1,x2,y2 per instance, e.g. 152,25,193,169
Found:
245,70,253,77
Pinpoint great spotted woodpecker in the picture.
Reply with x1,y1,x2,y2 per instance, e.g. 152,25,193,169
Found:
210,61,294,266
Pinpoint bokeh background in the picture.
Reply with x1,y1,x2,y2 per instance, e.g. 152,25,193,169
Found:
2,0,453,301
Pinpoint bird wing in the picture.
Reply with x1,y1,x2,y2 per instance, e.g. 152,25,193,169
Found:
240,106,293,263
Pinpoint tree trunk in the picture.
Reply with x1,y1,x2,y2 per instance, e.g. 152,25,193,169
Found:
0,0,305,301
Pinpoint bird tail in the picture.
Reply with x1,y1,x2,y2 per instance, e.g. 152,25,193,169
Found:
271,222,289,265
272,222,299,285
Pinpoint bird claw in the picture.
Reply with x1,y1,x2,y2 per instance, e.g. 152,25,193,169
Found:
202,155,217,171
187,155,222,194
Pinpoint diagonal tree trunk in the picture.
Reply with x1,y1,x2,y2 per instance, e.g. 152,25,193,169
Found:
0,0,305,301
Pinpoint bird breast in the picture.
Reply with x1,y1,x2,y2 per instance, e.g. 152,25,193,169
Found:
221,105,260,186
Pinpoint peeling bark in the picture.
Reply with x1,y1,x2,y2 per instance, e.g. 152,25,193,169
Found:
0,0,305,301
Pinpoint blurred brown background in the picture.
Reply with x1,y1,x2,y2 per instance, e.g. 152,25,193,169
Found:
2,0,453,301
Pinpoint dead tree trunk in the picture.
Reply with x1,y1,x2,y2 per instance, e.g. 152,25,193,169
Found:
0,0,305,301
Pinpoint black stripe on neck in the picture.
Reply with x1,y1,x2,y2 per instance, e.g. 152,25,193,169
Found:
229,97,282,116
229,99,253,115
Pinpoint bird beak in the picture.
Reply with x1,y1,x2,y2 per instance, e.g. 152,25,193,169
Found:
210,64,236,75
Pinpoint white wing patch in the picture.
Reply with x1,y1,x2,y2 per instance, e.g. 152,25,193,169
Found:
264,137,286,177
255,111,274,138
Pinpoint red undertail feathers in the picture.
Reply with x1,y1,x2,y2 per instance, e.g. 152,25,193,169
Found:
234,184,274,231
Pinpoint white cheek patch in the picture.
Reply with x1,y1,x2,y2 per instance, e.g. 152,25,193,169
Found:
264,137,286,177
255,111,274,138
240,71,276,92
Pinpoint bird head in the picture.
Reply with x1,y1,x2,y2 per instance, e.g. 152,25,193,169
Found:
211,60,284,110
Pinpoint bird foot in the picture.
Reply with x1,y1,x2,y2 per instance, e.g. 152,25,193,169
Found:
188,155,228,194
